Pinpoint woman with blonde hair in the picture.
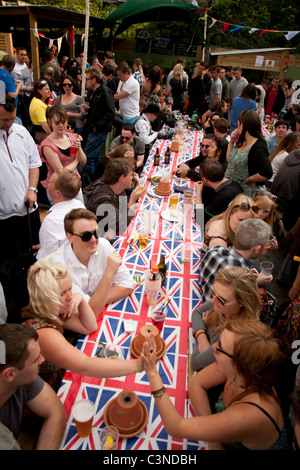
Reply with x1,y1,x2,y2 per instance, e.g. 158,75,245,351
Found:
191,267,262,371
93,143,135,180
143,320,290,450
269,132,300,183
22,258,144,391
166,63,187,112
202,193,258,255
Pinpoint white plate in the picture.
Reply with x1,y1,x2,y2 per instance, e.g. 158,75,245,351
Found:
147,187,167,199
161,209,184,224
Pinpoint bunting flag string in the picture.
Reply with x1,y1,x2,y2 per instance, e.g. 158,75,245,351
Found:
204,15,299,40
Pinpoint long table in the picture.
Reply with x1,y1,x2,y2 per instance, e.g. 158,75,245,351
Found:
58,128,208,451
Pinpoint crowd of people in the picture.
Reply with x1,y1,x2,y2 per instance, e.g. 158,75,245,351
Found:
0,46,300,450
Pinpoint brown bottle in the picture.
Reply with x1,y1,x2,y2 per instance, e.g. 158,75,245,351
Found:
154,149,160,166
157,254,167,286
164,147,170,164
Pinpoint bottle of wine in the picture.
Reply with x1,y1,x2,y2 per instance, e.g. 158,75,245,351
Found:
157,254,167,286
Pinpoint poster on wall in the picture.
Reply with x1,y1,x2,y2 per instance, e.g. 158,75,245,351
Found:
265,59,275,67
150,36,173,55
255,55,264,67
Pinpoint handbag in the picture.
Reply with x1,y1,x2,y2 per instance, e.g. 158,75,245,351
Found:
258,286,278,327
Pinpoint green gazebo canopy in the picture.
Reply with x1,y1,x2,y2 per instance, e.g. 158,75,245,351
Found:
105,0,204,42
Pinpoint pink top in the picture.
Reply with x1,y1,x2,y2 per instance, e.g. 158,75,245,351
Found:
39,132,80,189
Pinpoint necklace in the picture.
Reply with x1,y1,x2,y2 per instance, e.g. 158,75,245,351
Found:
225,376,236,391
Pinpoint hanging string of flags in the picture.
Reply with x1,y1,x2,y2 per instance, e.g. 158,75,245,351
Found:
30,27,86,53
195,13,299,41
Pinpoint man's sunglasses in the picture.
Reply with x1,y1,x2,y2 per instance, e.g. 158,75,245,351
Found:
200,143,210,148
69,230,99,242
233,202,259,213
121,135,132,141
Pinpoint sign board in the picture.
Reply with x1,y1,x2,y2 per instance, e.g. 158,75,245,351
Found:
174,42,197,57
150,36,173,55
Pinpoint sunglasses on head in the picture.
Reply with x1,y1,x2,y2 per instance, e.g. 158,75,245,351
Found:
233,202,259,213
38,80,47,87
257,190,278,203
69,230,98,242
216,340,233,359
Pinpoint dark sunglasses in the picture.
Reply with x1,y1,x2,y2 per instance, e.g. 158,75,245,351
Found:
216,341,233,359
200,143,210,148
233,202,259,213
121,135,132,141
69,230,98,242
63,83,73,87
257,191,278,203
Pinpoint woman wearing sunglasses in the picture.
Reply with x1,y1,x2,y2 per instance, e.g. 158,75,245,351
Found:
225,109,272,197
202,193,257,256
55,75,85,135
22,258,144,392
39,105,86,204
29,79,52,143
191,267,261,372
143,320,290,450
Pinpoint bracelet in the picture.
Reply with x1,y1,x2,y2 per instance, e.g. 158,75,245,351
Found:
152,387,166,399
195,330,207,341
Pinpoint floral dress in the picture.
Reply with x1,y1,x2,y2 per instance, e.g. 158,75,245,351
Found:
225,146,257,198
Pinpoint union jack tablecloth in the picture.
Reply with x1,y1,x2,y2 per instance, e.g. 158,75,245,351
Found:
58,129,208,451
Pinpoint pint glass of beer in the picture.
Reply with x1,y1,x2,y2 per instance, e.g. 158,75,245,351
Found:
72,399,95,437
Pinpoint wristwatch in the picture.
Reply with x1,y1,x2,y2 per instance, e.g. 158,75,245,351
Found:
28,187,38,194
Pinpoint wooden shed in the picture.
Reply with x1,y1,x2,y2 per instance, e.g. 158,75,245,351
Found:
0,2,105,80
210,47,300,78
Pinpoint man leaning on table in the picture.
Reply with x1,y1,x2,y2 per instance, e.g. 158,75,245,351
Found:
49,208,136,316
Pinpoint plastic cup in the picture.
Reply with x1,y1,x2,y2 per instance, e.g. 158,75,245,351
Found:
99,426,119,450
183,189,193,211
151,305,167,323
138,229,148,249
144,269,162,306
169,193,179,210
104,344,124,360
72,399,94,437
260,261,274,276
70,146,77,157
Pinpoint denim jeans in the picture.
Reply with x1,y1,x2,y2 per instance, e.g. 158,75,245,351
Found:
84,130,108,184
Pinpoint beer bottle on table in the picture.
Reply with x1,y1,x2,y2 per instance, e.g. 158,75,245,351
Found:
151,265,159,280
158,254,167,286
154,149,160,166
164,147,171,164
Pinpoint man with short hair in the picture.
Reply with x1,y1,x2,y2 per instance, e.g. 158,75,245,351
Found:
0,55,22,105
219,67,230,100
195,159,243,223
266,119,289,154
11,46,33,126
81,66,115,185
114,61,140,124
174,134,214,181
264,76,285,117
109,122,145,170
186,61,211,117
225,66,234,82
199,218,272,302
256,80,271,108
230,67,248,98
0,98,41,263
213,117,230,141
0,323,66,450
40,66,55,92
132,58,145,89
85,158,145,240
36,169,85,260
50,207,136,315
208,65,222,108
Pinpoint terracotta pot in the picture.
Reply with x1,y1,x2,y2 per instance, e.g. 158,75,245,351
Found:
134,324,163,356
106,390,146,435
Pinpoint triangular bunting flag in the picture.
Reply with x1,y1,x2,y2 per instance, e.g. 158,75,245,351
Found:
209,17,218,28
229,25,244,33
259,29,280,36
249,28,259,34
223,23,230,33
284,31,300,40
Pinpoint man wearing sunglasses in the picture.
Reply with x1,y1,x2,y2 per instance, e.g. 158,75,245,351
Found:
174,134,214,181
110,123,145,171
199,218,273,302
50,208,136,316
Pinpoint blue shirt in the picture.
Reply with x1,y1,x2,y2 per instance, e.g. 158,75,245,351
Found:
0,69,18,106
230,97,256,133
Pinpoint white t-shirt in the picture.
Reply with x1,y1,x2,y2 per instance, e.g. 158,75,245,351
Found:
11,63,32,96
270,150,289,182
36,199,86,260
0,124,41,219
50,239,136,301
117,75,140,119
